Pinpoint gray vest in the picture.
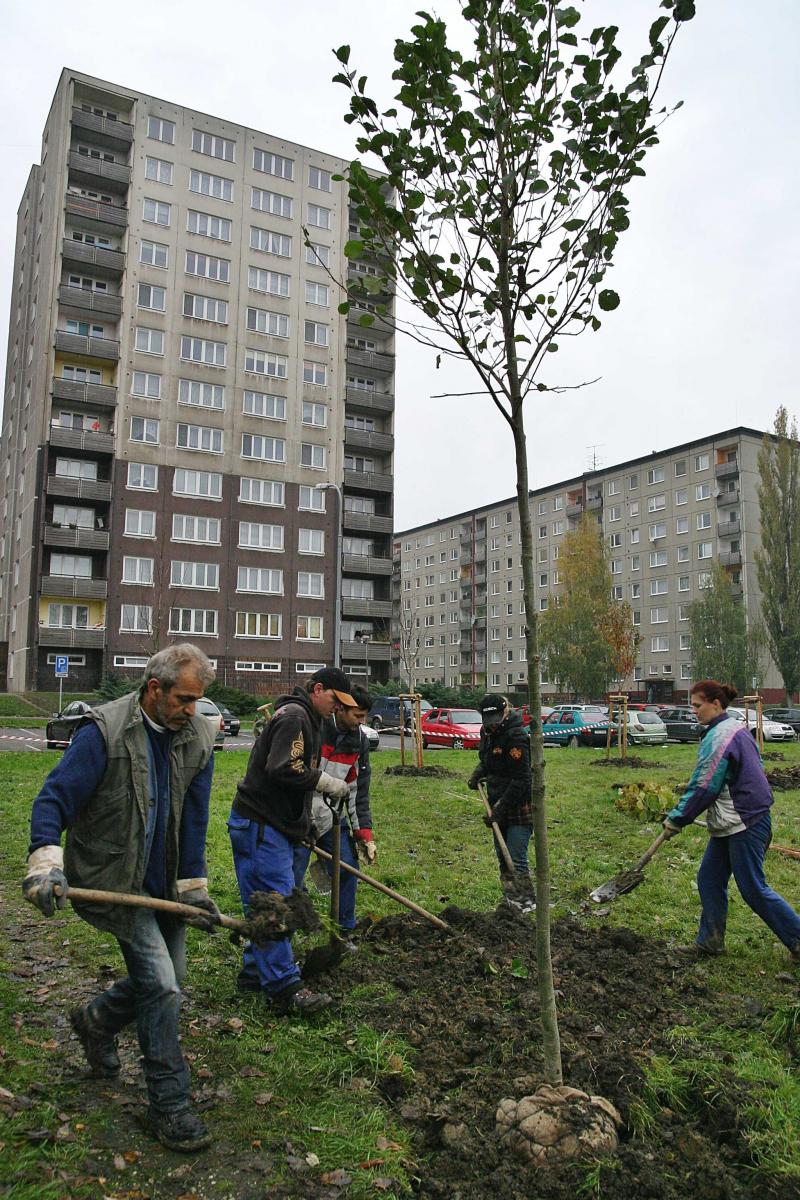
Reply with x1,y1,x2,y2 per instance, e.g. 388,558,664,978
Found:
64,690,215,940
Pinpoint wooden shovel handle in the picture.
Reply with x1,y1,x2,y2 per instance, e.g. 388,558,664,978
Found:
631,830,670,873
477,782,517,877
306,843,451,932
56,885,248,935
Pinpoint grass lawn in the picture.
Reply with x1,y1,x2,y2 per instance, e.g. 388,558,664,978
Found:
1,741,798,1197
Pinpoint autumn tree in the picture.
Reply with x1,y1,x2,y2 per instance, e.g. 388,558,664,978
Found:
755,407,800,700
688,563,764,693
335,0,693,1089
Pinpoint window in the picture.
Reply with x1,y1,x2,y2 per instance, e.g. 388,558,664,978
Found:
189,169,233,202
243,390,286,420
552,521,564,536
170,561,219,589
647,467,665,485
140,239,168,268
680,633,690,651
610,559,622,575
677,545,690,562
177,423,223,454
47,603,89,628
553,495,564,510
651,636,669,652
127,462,157,490
698,571,713,589
650,578,669,595
632,611,641,626
245,347,288,377
130,416,159,444
185,250,230,283
236,659,281,672
137,283,166,311
50,552,91,577
250,226,292,257
678,575,690,592
299,528,324,554
241,433,285,462
145,156,173,184
122,556,154,584
650,607,668,623
647,494,666,512
172,514,220,543
678,604,690,621
240,477,284,507
301,443,326,469
297,615,323,640
606,480,620,496
124,509,155,538
307,203,331,229
306,242,330,268
236,611,282,638
631,554,641,571
237,566,283,593
649,550,668,570
342,579,374,599
308,166,332,191
184,293,228,323
192,129,235,161
248,266,290,296
179,379,225,410
169,606,218,635
65,318,105,337
251,187,292,218
253,148,293,179
304,320,328,346
147,116,174,143
132,371,161,398
302,401,327,427
676,516,689,534
135,327,164,356
630,528,640,544
303,360,327,385
180,336,226,366
187,209,232,241
680,663,691,679
696,511,712,529
173,468,222,499
120,604,152,633
628,473,639,490
675,488,688,506
299,485,325,512
305,281,329,306
695,453,709,471
697,541,713,559
246,307,289,338
630,582,641,599
674,458,687,477
609,533,622,548
696,483,711,501
648,522,666,540
143,198,170,226
238,521,284,551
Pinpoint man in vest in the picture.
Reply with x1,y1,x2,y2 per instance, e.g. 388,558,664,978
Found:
22,644,219,1153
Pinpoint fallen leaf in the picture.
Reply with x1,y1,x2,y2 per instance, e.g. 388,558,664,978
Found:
0,1088,14,1103
123,1150,140,1163
374,1179,398,1192
251,1139,262,1149
305,1152,320,1167
226,1017,244,1032
358,1158,385,1169
375,1137,402,1151
320,1168,352,1186
240,1066,267,1078
196,1068,212,1080
254,1092,274,1106
386,1055,405,1073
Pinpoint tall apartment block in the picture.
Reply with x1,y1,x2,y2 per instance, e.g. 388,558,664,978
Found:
0,69,395,692
393,427,787,702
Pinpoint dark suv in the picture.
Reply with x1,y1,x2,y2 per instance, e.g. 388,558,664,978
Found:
367,696,433,731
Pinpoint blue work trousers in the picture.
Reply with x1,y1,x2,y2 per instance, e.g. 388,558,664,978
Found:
697,812,800,955
494,823,532,877
293,821,360,930
227,811,301,996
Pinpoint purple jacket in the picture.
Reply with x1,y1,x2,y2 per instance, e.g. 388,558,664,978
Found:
667,713,773,836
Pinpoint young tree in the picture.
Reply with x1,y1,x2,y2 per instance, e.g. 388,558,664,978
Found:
755,407,800,701
335,0,693,1089
688,563,764,693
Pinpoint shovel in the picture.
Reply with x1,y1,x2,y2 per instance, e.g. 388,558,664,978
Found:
476,782,530,906
589,829,671,903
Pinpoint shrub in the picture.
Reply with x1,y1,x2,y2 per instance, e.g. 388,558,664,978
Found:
614,780,675,822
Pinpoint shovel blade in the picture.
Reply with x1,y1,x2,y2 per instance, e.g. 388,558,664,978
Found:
589,869,645,903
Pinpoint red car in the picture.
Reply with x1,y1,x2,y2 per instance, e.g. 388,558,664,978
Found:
420,707,483,750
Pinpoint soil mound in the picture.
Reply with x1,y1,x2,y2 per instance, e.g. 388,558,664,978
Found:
382,765,457,778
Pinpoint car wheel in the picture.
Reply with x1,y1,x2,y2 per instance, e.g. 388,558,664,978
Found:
567,735,579,749
452,737,465,750
371,716,382,730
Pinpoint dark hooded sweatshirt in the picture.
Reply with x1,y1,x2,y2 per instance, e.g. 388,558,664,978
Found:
468,708,533,828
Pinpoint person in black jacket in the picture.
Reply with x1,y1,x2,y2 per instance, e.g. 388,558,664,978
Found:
228,667,356,1014
467,694,535,910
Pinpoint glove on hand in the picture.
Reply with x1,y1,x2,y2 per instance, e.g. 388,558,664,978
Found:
483,805,505,829
466,773,483,791
354,831,377,866
317,772,351,801
178,884,221,932
22,846,68,917
662,820,681,839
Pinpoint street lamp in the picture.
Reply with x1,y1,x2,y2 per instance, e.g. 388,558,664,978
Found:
315,482,342,667
354,629,371,681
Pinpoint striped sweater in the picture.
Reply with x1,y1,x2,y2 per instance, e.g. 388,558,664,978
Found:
667,713,773,837
309,716,373,842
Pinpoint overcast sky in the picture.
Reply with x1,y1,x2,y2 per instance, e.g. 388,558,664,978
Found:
1,0,797,531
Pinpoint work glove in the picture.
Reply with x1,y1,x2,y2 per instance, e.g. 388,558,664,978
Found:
662,819,681,839
22,846,68,917
483,805,505,829
177,881,221,932
466,772,484,791
316,772,351,802
354,829,377,866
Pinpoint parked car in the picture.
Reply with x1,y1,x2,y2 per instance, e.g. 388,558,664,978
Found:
217,704,241,737
194,697,226,750
727,707,796,742
46,699,94,749
367,696,433,731
660,706,703,742
541,709,617,748
362,723,380,752
550,703,606,714
763,707,800,735
623,710,668,746
420,707,483,750
514,704,554,726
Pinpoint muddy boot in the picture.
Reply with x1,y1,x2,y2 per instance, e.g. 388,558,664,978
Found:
145,1105,211,1152
517,874,536,914
69,1003,121,1078
271,982,332,1016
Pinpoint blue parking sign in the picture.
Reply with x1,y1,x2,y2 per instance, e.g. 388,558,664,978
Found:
54,655,69,678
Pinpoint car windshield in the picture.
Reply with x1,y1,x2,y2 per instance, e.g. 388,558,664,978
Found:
450,710,482,724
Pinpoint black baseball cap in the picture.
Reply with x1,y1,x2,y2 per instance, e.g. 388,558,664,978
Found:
310,666,357,707
479,694,508,726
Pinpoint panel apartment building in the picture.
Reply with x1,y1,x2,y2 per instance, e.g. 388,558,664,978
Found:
0,69,395,692
393,427,784,702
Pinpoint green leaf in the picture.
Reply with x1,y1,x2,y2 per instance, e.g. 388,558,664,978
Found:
674,0,696,20
556,6,581,29
334,44,351,64
337,301,350,315
344,239,364,259
598,288,620,311
649,16,669,46
510,957,529,979
531,179,549,194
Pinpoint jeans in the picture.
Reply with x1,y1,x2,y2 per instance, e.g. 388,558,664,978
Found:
292,821,360,930
90,907,189,1112
494,824,532,877
697,812,800,954
227,811,300,996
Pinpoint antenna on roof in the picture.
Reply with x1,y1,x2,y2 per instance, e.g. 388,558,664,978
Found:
586,445,605,472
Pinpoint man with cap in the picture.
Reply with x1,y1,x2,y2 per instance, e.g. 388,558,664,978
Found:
228,667,357,1014
467,695,535,911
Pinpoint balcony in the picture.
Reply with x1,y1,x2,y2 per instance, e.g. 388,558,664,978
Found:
61,238,125,278
68,150,131,193
343,428,394,454
343,469,393,494
39,625,106,649
718,519,741,537
43,526,110,551
717,489,740,508
40,576,108,599
341,510,393,535
715,460,740,480
342,553,393,576
46,475,112,502
346,348,395,375
341,598,393,618
729,583,743,599
566,501,584,518
345,387,394,414
65,193,128,232
341,640,391,662
71,106,134,150
718,550,742,567
54,330,120,361
49,425,114,454
52,377,117,409
586,495,603,511
59,284,123,318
